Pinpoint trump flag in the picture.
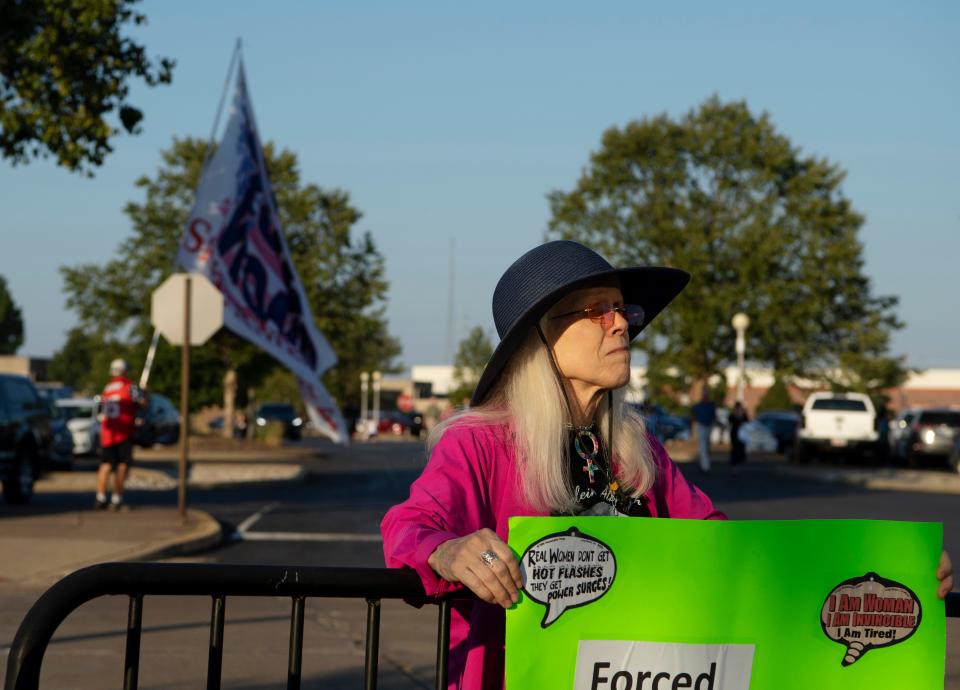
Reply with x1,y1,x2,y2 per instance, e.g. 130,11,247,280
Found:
177,61,348,443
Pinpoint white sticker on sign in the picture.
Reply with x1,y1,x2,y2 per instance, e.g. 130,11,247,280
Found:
520,527,616,628
574,640,755,690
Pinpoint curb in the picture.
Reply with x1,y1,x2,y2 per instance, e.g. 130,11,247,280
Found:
119,509,225,561
767,463,960,496
38,464,308,494
12,509,224,588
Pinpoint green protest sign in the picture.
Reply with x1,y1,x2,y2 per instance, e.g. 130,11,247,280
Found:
506,518,943,689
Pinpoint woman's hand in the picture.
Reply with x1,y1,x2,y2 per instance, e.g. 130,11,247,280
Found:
428,528,524,608
938,550,954,600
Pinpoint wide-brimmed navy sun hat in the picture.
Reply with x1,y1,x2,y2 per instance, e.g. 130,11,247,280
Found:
470,240,690,406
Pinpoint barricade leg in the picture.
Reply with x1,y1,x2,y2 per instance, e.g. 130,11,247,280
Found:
436,601,451,690
364,598,381,690
123,595,143,690
287,596,305,690
207,595,226,690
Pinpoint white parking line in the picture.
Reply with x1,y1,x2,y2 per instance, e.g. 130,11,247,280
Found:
233,502,381,542
235,502,279,535
240,531,383,543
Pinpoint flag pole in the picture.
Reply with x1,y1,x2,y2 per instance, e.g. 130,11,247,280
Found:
139,39,243,391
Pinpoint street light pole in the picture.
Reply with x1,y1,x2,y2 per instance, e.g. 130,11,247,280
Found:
732,313,750,403
372,371,382,433
360,372,369,437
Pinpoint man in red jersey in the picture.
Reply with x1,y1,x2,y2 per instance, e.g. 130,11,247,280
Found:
95,358,147,510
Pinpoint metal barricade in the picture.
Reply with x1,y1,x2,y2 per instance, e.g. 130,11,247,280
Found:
3,562,455,690
4,561,959,690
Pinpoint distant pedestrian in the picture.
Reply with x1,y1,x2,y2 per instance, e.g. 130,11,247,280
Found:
234,410,248,439
875,406,891,465
691,389,717,473
729,401,749,472
95,359,146,511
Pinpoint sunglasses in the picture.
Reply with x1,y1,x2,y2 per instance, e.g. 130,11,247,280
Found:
550,303,645,329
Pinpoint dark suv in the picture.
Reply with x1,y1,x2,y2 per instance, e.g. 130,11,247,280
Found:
0,374,53,504
255,403,303,440
134,393,181,448
893,408,960,467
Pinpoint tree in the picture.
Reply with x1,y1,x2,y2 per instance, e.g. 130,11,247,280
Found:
0,275,24,354
47,327,105,392
0,0,174,174
449,326,494,405
547,97,906,399
756,377,795,413
57,136,400,410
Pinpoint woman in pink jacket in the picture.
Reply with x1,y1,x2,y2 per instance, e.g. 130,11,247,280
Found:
381,241,954,690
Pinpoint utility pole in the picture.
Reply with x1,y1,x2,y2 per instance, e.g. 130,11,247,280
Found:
732,313,750,403
360,372,369,438
445,238,455,364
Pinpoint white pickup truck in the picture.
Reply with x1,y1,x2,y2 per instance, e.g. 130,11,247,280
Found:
796,392,879,462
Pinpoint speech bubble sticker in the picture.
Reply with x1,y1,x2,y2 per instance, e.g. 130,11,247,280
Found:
820,572,922,666
520,527,616,628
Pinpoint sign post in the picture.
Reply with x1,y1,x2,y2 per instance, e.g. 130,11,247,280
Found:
151,273,223,521
178,276,191,521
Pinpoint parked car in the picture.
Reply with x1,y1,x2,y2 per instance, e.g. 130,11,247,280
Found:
629,403,690,443
135,393,180,447
754,410,801,454
255,403,303,440
44,399,75,468
795,392,879,463
888,408,918,459
0,373,54,504
737,420,780,454
891,408,960,467
57,398,101,456
949,437,960,475
376,411,423,438
35,383,74,405
710,407,731,446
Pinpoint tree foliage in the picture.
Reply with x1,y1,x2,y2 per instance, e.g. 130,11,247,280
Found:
547,97,906,398
57,136,400,409
0,275,24,354
449,326,494,405
756,377,795,413
47,327,105,392
0,0,174,174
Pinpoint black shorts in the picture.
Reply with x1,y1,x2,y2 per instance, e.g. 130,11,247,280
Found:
101,440,133,468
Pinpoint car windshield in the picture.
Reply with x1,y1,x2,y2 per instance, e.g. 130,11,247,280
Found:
759,417,795,431
919,411,960,427
811,399,868,412
59,405,96,420
259,404,294,417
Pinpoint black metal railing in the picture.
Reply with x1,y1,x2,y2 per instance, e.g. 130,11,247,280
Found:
5,562,959,690
3,562,452,690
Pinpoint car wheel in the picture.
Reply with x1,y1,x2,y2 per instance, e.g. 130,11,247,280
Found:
905,449,919,469
947,449,960,475
3,449,37,505
794,442,811,464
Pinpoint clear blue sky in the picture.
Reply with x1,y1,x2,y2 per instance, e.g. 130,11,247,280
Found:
2,1,958,370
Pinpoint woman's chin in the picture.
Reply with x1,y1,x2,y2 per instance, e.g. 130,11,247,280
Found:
605,367,632,390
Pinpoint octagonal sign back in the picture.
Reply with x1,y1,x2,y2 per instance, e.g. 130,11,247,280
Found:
151,273,224,346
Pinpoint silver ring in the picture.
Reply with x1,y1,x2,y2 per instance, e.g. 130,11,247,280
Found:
480,550,499,566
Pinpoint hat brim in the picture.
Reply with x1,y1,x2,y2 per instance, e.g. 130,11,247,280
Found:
470,266,690,406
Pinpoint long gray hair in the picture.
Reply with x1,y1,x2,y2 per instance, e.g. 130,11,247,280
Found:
427,327,656,514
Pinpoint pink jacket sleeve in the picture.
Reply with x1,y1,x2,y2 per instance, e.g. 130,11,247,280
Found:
646,436,727,520
380,425,496,597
